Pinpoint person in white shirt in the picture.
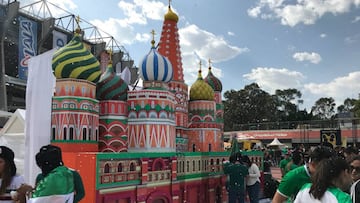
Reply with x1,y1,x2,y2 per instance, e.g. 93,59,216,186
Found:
242,155,261,203
294,156,352,203
0,146,24,203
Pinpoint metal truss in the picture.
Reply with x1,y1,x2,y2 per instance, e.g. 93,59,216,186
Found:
18,0,132,60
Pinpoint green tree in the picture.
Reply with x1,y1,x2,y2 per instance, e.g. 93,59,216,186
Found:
274,88,302,121
337,98,356,113
311,97,336,120
223,83,277,131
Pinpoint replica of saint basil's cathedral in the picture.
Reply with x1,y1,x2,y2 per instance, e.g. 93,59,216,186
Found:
49,4,262,203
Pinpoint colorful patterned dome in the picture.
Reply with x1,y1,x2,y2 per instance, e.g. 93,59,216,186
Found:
52,33,101,83
190,70,214,101
205,66,222,92
164,6,178,22
96,64,128,101
139,39,173,82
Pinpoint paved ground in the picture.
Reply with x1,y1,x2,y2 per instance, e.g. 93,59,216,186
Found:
270,167,282,181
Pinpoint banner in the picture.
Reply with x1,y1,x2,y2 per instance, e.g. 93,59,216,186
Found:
320,129,341,147
18,16,37,80
52,30,68,48
25,49,56,185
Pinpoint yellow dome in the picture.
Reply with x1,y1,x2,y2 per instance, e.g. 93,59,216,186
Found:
164,6,178,22
190,70,214,101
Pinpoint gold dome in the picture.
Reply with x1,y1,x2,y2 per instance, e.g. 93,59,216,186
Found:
164,6,178,22
190,70,214,101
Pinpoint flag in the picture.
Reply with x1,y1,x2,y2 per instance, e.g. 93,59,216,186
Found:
28,166,74,203
230,135,240,157
52,30,67,48
25,49,57,185
121,66,131,85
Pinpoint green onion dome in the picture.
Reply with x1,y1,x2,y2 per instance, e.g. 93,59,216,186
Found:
96,64,128,101
189,70,214,101
205,66,222,92
52,33,101,83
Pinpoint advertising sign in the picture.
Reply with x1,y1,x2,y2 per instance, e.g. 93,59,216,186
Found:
320,129,341,147
52,30,68,48
18,16,38,80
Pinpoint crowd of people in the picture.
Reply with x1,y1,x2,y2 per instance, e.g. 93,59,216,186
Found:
224,144,360,203
0,145,84,203
1,143,359,203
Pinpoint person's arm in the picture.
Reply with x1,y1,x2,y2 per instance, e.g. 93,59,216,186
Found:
72,171,85,203
248,164,260,178
272,191,288,203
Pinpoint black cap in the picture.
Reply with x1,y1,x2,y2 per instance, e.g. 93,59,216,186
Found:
35,145,63,176
0,146,16,176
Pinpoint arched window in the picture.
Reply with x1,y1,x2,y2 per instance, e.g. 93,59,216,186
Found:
130,162,135,171
198,160,201,171
83,128,87,140
208,144,212,152
192,160,195,171
117,163,123,172
186,161,189,172
52,127,56,140
192,144,196,152
63,127,67,140
104,163,110,173
69,127,74,140
154,161,163,171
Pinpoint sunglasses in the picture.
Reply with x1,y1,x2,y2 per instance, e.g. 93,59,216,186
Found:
350,165,360,173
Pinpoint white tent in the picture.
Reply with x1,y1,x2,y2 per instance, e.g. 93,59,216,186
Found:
0,109,26,175
267,137,285,147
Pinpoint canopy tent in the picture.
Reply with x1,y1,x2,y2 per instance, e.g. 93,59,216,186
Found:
0,109,26,175
267,137,285,147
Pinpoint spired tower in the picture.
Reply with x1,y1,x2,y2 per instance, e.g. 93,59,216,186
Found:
157,3,189,147
204,60,224,148
96,51,129,152
188,62,222,152
127,34,176,152
51,26,101,152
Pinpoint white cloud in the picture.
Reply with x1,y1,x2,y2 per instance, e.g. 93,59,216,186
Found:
320,33,327,38
293,52,322,64
345,34,360,44
179,24,248,85
304,71,360,107
247,6,262,18
352,16,360,23
243,67,305,93
249,0,360,27
227,31,235,36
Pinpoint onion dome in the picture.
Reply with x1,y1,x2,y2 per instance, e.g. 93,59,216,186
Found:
139,33,173,82
190,69,214,101
164,5,178,22
205,66,222,92
52,32,101,83
96,63,128,101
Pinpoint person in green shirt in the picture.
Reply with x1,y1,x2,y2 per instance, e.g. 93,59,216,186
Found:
279,152,291,177
284,151,303,175
223,152,249,203
294,156,352,203
272,145,336,203
35,145,85,203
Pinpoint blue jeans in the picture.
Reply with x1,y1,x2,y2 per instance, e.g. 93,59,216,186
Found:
246,181,260,203
228,187,245,203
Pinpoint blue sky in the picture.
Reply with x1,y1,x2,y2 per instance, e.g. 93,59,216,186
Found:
21,0,360,111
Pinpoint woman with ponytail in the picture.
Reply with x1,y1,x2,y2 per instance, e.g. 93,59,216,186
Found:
294,156,352,203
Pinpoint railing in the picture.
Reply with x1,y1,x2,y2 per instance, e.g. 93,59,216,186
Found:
148,170,171,182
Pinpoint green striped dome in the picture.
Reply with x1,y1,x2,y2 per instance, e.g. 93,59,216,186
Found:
189,70,214,101
96,64,128,101
52,34,101,83
205,67,222,92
